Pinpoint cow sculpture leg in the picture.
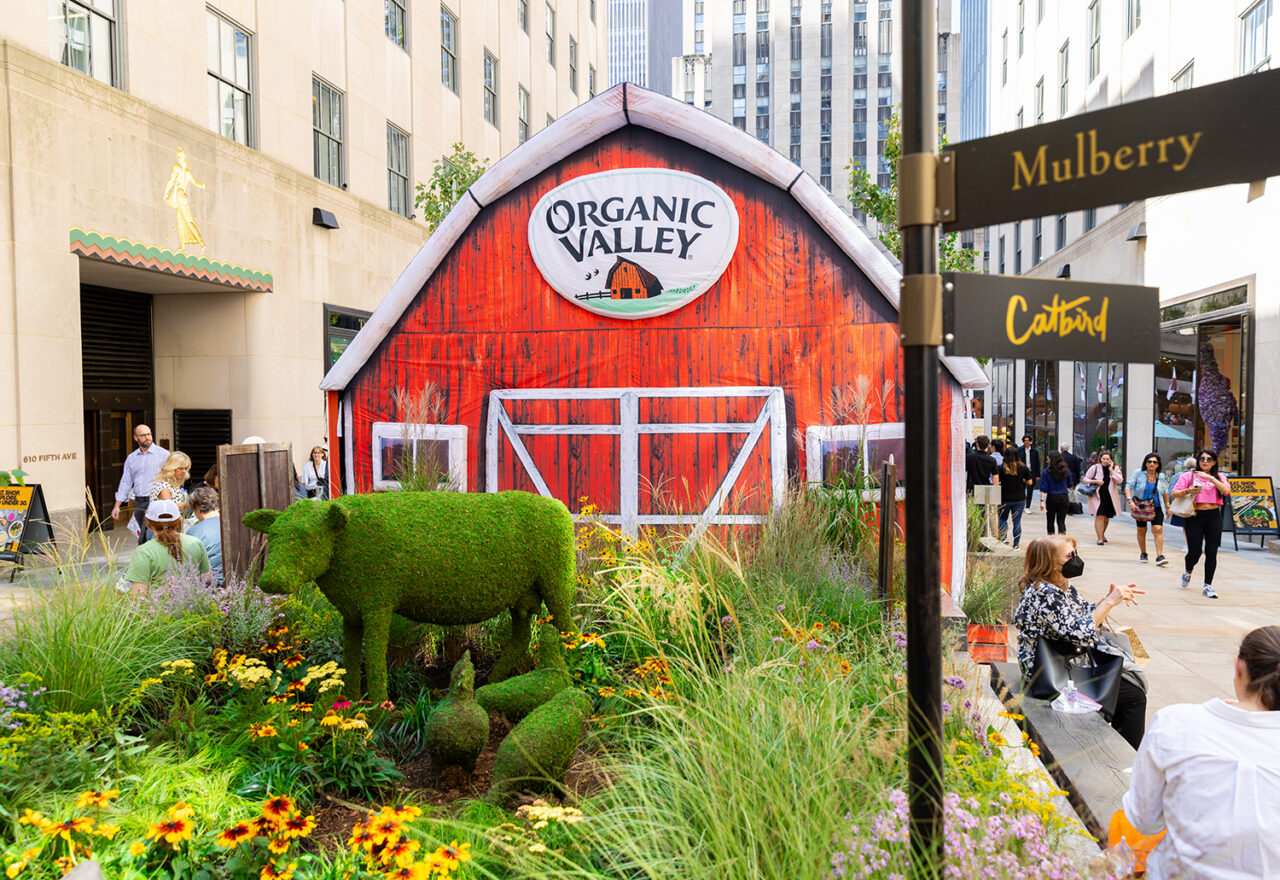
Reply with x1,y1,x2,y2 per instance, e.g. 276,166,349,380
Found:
342,617,365,700
360,606,395,704
490,592,540,683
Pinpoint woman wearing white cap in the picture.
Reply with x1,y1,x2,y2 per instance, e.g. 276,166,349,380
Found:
123,498,211,596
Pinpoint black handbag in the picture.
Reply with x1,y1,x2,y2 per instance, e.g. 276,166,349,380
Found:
1068,501,1084,515
1026,637,1125,716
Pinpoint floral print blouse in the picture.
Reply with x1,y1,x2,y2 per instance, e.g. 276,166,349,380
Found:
1013,580,1099,678
149,479,188,509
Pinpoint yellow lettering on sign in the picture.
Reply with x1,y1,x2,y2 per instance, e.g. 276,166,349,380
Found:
1006,293,1109,347
1009,129,1205,191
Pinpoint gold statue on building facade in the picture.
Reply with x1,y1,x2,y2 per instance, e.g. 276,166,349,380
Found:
163,147,206,255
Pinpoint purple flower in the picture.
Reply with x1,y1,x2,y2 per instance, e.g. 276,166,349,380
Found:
777,604,786,613
891,632,908,649
806,639,826,652
772,636,784,643
944,675,968,691
721,615,734,626
942,701,952,714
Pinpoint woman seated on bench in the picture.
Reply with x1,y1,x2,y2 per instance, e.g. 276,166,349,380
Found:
1121,626,1280,879
1013,534,1146,748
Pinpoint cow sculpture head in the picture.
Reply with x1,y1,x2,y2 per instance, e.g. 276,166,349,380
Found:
244,501,349,595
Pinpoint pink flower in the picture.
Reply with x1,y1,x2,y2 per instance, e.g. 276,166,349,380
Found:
332,699,352,711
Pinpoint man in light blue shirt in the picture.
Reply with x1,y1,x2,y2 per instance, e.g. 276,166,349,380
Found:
110,425,168,543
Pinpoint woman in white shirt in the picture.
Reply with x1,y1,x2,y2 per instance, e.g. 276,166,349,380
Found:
302,445,328,499
1122,626,1280,879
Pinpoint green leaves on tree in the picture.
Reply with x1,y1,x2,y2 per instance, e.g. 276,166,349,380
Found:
414,143,490,234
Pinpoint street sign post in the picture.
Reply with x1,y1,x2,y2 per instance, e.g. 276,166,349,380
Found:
942,274,1161,362
939,67,1280,232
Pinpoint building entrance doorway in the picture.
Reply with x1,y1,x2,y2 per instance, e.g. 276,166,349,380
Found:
80,286,154,528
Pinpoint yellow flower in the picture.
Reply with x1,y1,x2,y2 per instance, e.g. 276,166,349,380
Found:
597,686,616,697
168,802,195,820
260,861,297,880
250,722,279,738
17,809,49,828
320,710,342,728
215,823,254,848
42,817,94,841
999,712,1026,721
281,813,316,839
145,817,194,849
340,716,368,731
128,840,147,857
988,731,1008,747
260,796,295,823
76,789,121,809
347,823,377,852
92,823,122,840
267,836,291,855
291,702,314,713
5,861,27,879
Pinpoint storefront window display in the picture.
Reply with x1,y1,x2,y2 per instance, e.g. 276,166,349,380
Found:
989,359,1015,444
1073,360,1125,461
1155,286,1249,474
1024,359,1057,458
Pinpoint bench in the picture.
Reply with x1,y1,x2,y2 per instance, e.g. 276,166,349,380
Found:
988,661,1136,841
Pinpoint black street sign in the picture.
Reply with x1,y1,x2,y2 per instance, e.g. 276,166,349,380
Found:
940,67,1280,232
942,272,1160,362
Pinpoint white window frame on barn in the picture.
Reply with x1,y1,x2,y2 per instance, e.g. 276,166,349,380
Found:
370,422,467,491
804,422,906,499
485,386,787,544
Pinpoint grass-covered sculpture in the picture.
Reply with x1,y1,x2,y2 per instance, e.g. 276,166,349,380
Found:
475,623,573,722
244,491,577,703
486,687,592,803
423,651,489,778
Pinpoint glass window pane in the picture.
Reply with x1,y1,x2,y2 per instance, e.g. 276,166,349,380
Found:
233,88,247,143
220,81,234,138
67,6,89,74
378,438,408,480
220,20,235,79
235,32,249,87
208,76,219,131
89,12,111,83
206,12,220,71
331,95,341,140
90,0,113,13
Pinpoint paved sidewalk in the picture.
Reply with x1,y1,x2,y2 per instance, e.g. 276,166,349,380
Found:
998,499,1280,718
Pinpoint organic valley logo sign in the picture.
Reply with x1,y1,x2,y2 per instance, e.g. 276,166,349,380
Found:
528,168,739,319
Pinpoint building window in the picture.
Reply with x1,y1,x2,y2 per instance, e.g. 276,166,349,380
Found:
207,10,253,147
1018,0,1025,56
1025,360,1058,454
387,123,410,217
1001,29,1008,84
441,6,458,93
546,5,556,66
804,423,908,490
1014,222,1022,274
569,36,578,93
1073,361,1125,459
519,0,529,32
1172,60,1194,91
386,0,407,48
1083,207,1097,232
1032,217,1043,264
371,422,468,492
1241,0,1271,73
1056,213,1067,250
483,51,499,126
998,235,1006,274
312,77,343,187
518,85,530,143
49,0,119,86
1035,77,1044,124
324,304,371,371
1087,1,1101,80
1058,41,1069,115
589,64,597,97
590,0,596,23
1038,0,1045,22
546,113,555,128
1016,107,1023,129
1126,0,1141,36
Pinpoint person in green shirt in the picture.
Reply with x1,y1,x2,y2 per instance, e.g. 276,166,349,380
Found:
124,498,211,597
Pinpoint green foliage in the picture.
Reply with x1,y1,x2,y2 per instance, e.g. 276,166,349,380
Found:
961,555,1022,625
423,652,489,776
414,143,489,233
487,687,592,804
372,689,437,763
847,111,977,272
0,586,207,714
475,625,572,723
245,491,579,703
0,469,26,487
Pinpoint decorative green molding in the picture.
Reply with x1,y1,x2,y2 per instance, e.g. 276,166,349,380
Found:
69,227,273,292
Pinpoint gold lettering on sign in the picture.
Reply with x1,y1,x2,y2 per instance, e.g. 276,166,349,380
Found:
1006,294,1109,346
1010,129,1203,191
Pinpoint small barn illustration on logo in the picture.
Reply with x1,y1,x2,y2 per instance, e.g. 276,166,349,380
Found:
576,257,663,301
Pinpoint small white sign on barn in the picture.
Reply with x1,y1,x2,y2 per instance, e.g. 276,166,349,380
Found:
528,168,740,320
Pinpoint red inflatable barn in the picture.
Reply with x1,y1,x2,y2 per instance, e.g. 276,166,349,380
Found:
321,85,985,589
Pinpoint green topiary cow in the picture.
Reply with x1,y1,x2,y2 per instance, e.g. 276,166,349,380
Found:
244,491,577,703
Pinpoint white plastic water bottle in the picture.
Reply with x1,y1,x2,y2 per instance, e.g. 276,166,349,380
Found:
1065,679,1079,711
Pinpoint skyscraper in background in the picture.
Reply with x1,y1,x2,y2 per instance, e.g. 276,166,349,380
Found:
670,0,962,214
609,0,683,94
958,0,988,143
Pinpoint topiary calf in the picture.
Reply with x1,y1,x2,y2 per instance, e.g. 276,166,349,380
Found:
475,623,573,722
485,686,592,804
244,490,577,703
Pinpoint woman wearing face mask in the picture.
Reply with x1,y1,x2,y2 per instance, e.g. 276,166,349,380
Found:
1169,449,1231,600
1013,534,1147,748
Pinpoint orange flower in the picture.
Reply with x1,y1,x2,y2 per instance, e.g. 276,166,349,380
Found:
266,694,291,704
261,796,295,822
290,703,314,713
267,836,291,855
260,861,297,880
384,865,428,880
347,823,377,852
76,789,121,809
144,817,194,849
282,654,305,669
281,813,316,840
215,823,254,848
42,817,94,841
252,815,283,837
388,805,423,822
249,722,279,738
368,817,402,844
381,835,421,867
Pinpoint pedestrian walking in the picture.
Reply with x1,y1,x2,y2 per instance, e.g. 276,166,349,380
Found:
1060,444,1083,488
1039,451,1073,535
1019,435,1041,510
991,438,1005,467
1084,451,1125,545
997,455,1034,548
1171,449,1231,599
965,435,999,494
1126,453,1171,566
109,424,169,544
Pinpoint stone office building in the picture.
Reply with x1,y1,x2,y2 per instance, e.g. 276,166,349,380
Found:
0,0,605,530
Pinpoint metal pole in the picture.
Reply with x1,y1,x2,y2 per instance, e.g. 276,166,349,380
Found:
898,1,944,876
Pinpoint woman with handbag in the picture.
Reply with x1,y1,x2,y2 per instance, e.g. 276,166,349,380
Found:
1125,453,1171,566
1169,449,1231,599
1083,451,1125,545
996,454,1034,549
1121,626,1280,878
1013,534,1147,748
1038,450,1074,535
